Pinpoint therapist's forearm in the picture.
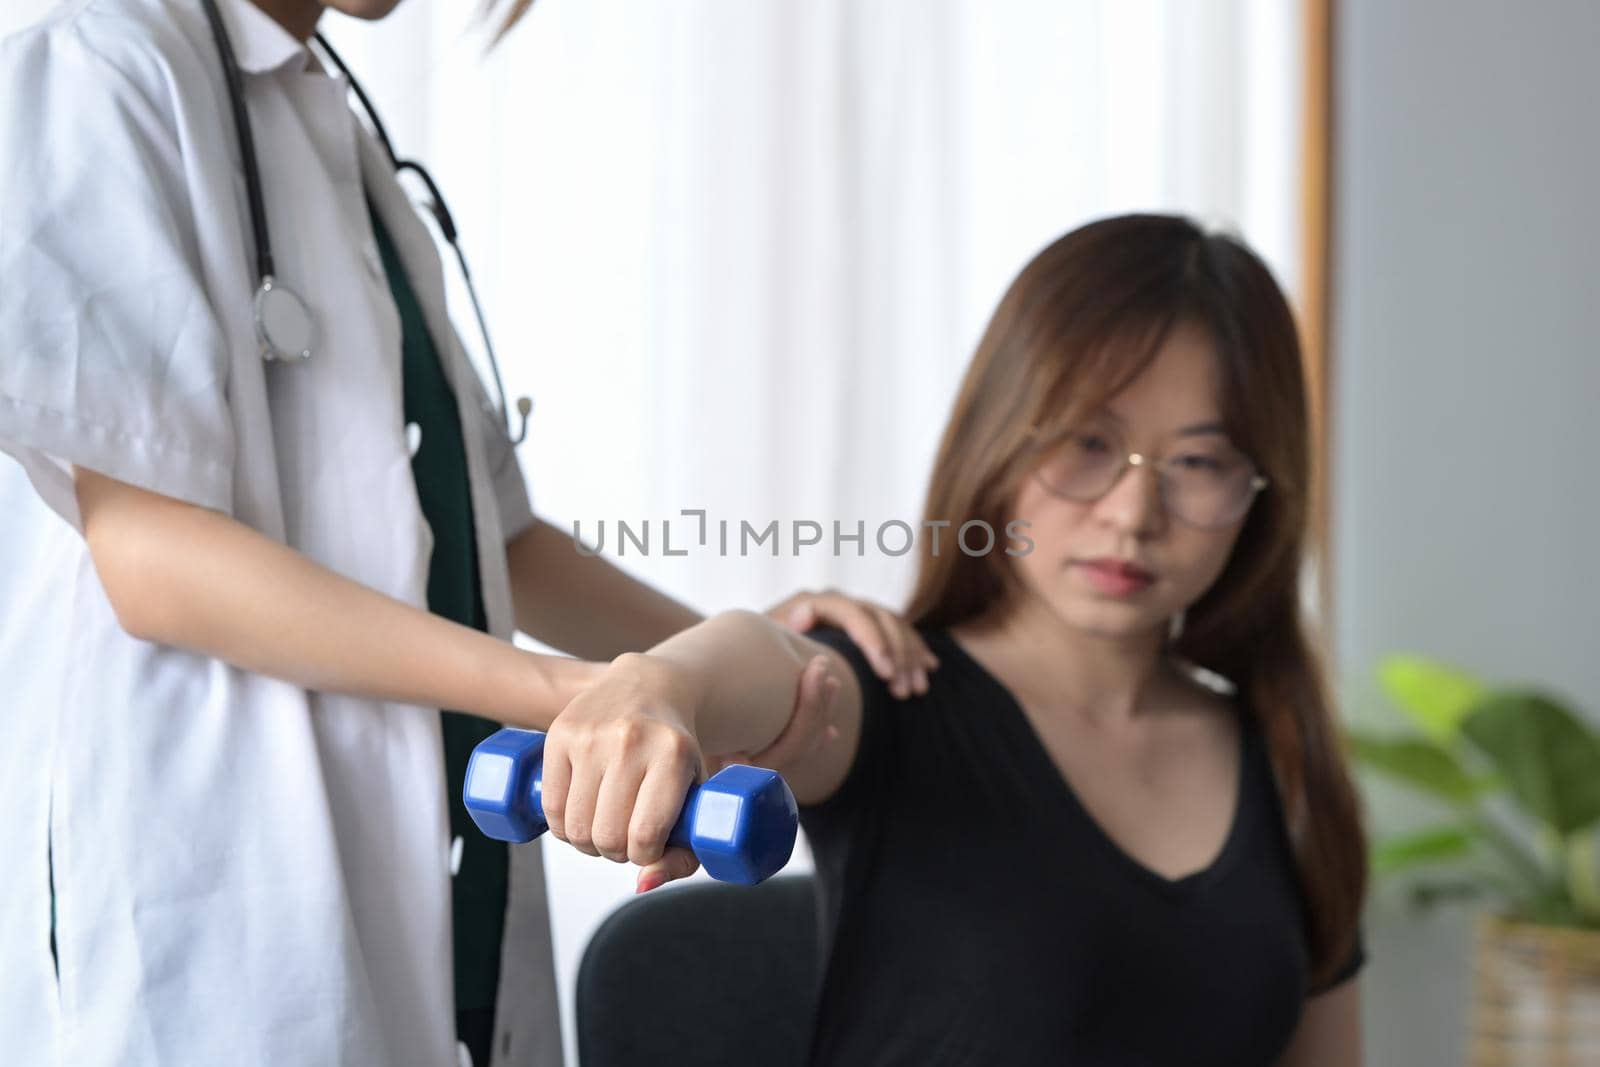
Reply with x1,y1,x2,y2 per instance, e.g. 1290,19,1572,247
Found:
74,468,600,729
506,518,701,660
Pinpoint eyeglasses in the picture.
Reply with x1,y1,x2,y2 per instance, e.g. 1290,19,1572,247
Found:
1026,423,1268,529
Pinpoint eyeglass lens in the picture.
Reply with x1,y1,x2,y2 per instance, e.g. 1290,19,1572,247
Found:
1032,422,1262,528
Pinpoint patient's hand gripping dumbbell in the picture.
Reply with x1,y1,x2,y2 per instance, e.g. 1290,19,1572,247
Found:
463,727,799,885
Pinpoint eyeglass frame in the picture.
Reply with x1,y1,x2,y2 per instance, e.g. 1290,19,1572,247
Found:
1022,424,1270,529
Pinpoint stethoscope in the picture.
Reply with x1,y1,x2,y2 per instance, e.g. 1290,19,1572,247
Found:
198,0,530,446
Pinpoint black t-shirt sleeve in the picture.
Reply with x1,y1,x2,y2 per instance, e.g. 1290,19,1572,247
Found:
794,626,898,830
793,626,903,975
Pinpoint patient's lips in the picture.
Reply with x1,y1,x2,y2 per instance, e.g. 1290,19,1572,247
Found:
1073,557,1156,597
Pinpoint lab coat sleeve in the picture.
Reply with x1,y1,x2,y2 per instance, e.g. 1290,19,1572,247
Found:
0,22,234,532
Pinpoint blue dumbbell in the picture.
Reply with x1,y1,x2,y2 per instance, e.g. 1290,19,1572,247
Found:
463,727,799,885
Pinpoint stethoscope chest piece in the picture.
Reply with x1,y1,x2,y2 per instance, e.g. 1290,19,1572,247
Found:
254,276,316,362
203,0,528,440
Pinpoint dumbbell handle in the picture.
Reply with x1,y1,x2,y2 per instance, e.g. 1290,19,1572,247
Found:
526,762,701,851
464,728,799,885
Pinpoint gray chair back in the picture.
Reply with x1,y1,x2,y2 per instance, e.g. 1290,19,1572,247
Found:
576,874,821,1067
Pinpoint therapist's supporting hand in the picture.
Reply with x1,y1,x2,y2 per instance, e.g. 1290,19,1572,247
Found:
634,653,840,892
705,652,840,773
539,642,842,890
767,589,937,699
633,659,838,895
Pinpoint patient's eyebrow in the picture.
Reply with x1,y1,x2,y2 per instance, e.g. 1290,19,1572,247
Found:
1101,408,1229,438
1176,421,1228,437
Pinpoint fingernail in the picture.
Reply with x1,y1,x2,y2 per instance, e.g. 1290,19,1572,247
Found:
826,725,841,741
824,677,841,702
636,870,667,894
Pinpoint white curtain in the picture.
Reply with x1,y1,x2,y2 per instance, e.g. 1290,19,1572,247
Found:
338,1,1309,1059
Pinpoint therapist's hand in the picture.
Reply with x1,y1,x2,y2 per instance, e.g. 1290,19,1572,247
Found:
766,589,938,699
539,652,705,868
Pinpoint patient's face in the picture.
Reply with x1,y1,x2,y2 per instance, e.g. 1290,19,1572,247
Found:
1006,324,1252,645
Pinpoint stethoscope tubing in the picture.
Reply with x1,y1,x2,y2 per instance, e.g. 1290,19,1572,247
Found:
198,0,527,444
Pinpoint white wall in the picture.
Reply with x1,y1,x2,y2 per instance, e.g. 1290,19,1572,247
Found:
1331,1,1600,1063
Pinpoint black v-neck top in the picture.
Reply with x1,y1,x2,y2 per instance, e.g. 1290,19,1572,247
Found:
798,628,1362,1066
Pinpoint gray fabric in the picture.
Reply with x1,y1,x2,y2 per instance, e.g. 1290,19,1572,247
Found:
577,875,821,1067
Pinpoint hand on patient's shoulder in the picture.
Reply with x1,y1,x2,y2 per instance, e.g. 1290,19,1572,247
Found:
766,588,939,699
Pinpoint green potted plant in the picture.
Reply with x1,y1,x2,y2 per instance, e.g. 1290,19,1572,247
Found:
1347,655,1600,1062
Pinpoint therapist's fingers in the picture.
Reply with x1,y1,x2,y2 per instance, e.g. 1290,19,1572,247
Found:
554,749,608,858
782,598,819,633
590,757,651,865
884,605,940,673
636,847,700,894
857,600,938,695
771,590,893,681
864,604,915,697
765,590,813,630
809,590,938,692
626,740,702,868
538,743,574,846
789,590,932,698
742,655,841,770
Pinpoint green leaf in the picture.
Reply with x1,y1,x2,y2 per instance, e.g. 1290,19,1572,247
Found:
1346,728,1485,804
1378,655,1484,743
1373,826,1477,876
1461,691,1600,837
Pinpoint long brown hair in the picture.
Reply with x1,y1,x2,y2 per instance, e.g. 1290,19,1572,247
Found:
906,214,1366,987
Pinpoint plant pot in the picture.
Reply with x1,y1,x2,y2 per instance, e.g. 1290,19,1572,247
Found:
1470,913,1600,1065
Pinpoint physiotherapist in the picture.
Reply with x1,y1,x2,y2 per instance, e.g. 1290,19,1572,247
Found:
0,1,939,1064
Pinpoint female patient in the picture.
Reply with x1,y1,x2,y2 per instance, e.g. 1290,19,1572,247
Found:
538,214,1368,1066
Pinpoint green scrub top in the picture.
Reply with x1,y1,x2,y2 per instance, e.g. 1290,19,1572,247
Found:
368,201,509,1064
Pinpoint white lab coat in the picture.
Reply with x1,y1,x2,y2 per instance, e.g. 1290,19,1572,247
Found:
0,0,563,1063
